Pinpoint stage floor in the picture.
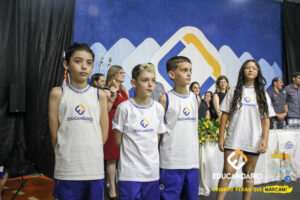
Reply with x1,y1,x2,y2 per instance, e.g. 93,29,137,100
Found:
2,175,300,200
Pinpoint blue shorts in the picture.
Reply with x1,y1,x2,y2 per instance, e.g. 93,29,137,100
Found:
119,180,159,200
53,179,104,200
0,171,7,179
160,169,199,200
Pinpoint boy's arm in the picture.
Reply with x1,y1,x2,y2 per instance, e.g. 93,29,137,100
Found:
158,94,167,145
218,112,229,152
159,93,167,111
114,129,123,148
99,90,109,144
48,87,62,150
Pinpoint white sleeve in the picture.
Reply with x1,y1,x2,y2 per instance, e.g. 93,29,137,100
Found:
266,91,276,117
112,105,127,132
219,88,234,113
157,105,167,134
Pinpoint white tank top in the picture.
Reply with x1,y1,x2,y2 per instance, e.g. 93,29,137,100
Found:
160,90,199,169
54,84,104,180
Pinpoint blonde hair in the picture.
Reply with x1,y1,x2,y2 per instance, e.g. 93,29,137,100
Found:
132,63,155,80
106,65,125,89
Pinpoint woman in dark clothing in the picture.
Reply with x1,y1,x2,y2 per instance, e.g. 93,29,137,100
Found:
204,91,217,120
189,82,209,120
213,75,230,118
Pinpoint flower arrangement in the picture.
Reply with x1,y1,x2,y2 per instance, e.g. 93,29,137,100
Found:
198,118,220,145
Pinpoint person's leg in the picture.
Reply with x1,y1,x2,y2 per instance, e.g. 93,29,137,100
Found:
106,159,117,198
88,179,104,200
53,179,84,200
160,169,184,200
141,180,160,200
181,169,199,200
241,154,259,200
216,149,239,200
0,172,8,200
119,181,141,200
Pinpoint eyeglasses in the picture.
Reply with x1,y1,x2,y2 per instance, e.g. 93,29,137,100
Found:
244,66,259,71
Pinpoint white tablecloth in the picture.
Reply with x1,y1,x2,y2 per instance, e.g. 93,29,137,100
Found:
199,129,300,196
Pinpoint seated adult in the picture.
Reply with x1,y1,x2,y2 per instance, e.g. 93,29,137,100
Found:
267,77,288,129
283,72,300,124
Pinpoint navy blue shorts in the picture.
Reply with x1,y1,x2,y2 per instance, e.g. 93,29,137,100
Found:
224,148,260,156
53,179,104,200
119,180,159,200
0,171,7,179
160,168,199,200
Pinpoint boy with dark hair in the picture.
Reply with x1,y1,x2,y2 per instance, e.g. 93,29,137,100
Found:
283,72,300,122
159,56,200,200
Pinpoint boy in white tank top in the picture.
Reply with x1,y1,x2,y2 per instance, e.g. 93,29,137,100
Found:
113,63,166,200
48,43,108,200
159,56,201,200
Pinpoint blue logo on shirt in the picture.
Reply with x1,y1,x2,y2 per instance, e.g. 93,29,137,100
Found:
244,96,251,103
75,104,86,115
140,118,149,128
183,107,191,116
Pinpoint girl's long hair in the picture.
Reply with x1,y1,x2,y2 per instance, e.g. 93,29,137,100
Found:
230,59,269,117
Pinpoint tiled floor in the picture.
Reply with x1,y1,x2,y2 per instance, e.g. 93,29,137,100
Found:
2,175,54,200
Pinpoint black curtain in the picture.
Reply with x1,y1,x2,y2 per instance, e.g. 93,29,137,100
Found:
0,0,76,177
283,0,300,85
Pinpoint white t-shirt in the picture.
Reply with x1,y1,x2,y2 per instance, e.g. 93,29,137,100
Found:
55,84,104,180
159,90,199,169
113,98,166,182
220,86,275,153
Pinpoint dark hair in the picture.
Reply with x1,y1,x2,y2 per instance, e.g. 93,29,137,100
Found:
271,77,282,86
230,59,269,117
189,81,201,96
292,72,300,78
90,73,105,87
64,43,95,64
204,91,213,103
132,63,155,80
166,56,191,72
